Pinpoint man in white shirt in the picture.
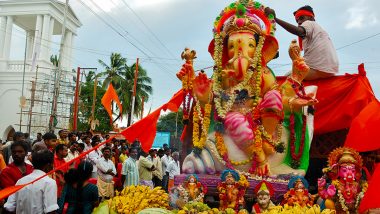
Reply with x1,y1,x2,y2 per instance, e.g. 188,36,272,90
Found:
87,140,101,178
65,141,79,168
161,148,172,192
166,151,180,191
83,136,92,152
265,5,339,80
4,149,59,214
97,146,116,200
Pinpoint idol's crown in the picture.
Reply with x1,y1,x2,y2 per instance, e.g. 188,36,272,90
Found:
223,15,262,36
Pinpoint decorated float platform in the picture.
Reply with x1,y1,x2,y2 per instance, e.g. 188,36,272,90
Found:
112,0,379,212
174,174,289,203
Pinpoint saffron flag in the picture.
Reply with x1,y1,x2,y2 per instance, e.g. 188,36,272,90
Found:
344,99,380,152
121,90,183,152
101,83,122,124
276,64,376,135
359,165,380,213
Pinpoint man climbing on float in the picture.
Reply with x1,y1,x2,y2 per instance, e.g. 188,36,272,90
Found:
265,5,339,80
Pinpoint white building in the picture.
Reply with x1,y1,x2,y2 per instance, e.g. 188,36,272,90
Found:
0,0,81,141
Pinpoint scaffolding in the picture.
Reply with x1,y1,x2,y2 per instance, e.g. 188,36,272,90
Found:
20,65,76,134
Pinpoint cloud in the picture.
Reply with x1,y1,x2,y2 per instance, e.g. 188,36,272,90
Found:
345,3,378,29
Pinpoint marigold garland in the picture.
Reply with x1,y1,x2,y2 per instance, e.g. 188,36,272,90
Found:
333,180,366,214
192,103,212,150
258,125,283,147
212,35,265,119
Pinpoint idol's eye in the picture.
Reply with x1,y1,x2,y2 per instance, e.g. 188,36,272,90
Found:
229,44,234,49
249,43,255,48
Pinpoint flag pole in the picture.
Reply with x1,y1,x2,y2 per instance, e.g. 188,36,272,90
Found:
91,77,98,120
72,67,80,131
141,96,145,119
130,58,139,125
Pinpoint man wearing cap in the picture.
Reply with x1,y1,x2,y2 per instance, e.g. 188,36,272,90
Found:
265,5,339,80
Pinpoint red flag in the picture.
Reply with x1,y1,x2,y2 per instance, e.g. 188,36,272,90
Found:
101,83,122,124
0,185,27,201
344,99,380,152
359,165,380,213
122,108,162,152
162,90,184,112
121,90,183,152
276,66,375,135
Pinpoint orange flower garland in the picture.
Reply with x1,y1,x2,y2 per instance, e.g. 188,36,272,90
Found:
192,103,212,150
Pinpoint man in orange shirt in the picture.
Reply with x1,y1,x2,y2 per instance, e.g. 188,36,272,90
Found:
54,144,69,198
0,146,6,171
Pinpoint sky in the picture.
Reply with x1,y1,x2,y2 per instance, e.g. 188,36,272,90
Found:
9,0,380,125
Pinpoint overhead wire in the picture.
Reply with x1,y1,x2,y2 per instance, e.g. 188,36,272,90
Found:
84,0,184,77
0,25,84,70
118,0,177,59
9,2,380,79
7,10,213,65
77,0,178,82
86,0,158,59
336,32,380,51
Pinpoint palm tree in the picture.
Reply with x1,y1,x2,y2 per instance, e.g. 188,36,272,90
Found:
121,63,152,126
98,53,152,126
98,53,127,88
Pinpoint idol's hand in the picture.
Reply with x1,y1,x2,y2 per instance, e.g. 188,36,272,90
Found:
193,71,212,104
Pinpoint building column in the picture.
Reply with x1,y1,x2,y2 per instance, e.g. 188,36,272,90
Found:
47,17,55,60
2,16,13,60
40,14,51,62
0,16,7,59
63,31,72,70
32,15,43,61
68,34,74,70
26,31,34,60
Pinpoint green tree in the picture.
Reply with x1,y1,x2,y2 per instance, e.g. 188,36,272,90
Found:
98,53,153,127
121,63,152,126
77,71,113,132
50,55,59,67
157,110,184,137
98,53,126,88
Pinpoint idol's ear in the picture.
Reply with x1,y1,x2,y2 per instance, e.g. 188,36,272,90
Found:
208,39,215,59
208,38,229,67
261,35,279,66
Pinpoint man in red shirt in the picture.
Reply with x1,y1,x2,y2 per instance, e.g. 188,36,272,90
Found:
54,144,68,198
0,141,33,188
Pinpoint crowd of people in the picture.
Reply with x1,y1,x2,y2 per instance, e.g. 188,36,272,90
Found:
0,130,181,214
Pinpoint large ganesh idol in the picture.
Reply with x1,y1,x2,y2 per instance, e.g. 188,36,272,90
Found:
177,0,316,176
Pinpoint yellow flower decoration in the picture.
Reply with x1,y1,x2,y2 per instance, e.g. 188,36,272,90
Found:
192,103,212,150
